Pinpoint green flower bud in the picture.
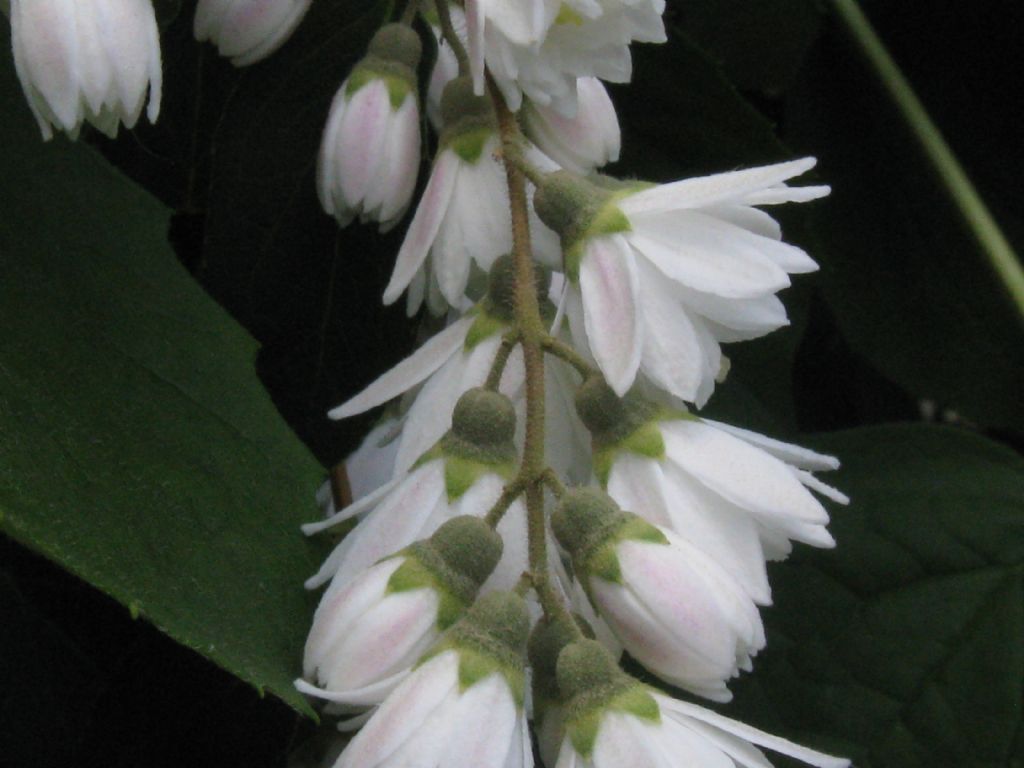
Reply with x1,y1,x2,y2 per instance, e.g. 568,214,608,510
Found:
439,76,497,162
430,515,504,590
450,388,517,455
367,23,422,70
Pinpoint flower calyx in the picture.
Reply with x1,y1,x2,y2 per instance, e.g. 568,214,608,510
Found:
575,378,692,485
421,591,531,706
557,640,661,760
389,516,504,629
528,614,595,715
439,76,498,163
347,23,423,108
533,171,636,281
552,488,667,585
465,255,552,348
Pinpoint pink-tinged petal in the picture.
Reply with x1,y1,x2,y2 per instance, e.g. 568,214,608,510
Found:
304,558,402,674
337,80,392,211
374,96,421,229
335,652,461,768
194,0,234,41
322,589,440,690
699,419,840,471
11,0,81,136
384,150,461,304
329,463,448,588
636,258,706,402
579,235,642,395
618,158,820,216
329,315,473,420
438,674,519,767
657,696,851,768
627,211,790,299
231,0,311,66
662,421,830,525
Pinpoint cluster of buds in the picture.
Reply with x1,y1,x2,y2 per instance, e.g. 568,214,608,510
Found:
300,3,851,768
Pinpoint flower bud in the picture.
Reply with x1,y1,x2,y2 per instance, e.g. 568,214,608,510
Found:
446,387,517,463
300,516,503,706
194,0,312,66
11,0,163,141
318,23,423,230
553,488,765,702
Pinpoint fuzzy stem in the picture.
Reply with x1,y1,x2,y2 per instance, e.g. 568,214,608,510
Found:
483,479,525,527
541,468,567,500
503,142,548,187
399,0,419,24
485,332,521,390
488,78,550,581
541,335,596,378
434,0,469,74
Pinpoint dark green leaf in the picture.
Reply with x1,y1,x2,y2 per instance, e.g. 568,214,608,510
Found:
786,4,1024,430
0,47,327,716
726,425,1024,767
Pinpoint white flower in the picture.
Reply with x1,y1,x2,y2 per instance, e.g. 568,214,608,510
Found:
194,0,311,66
298,517,503,708
331,592,533,768
552,489,764,701
535,158,830,403
464,0,665,115
574,380,848,604
339,258,591,484
318,25,422,231
553,640,850,768
383,77,559,312
306,389,526,594
10,0,162,140
522,77,621,174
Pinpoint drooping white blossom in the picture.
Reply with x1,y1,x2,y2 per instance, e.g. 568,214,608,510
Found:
553,640,850,768
10,0,162,140
306,389,527,595
328,592,533,768
552,489,764,701
317,24,423,230
573,380,847,603
194,0,311,66
383,77,559,312
463,0,665,115
535,158,830,403
299,517,503,708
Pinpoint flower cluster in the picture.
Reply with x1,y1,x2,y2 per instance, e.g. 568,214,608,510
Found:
8,0,314,141
298,3,851,768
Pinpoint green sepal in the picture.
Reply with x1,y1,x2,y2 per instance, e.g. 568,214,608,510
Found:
385,554,468,630
563,200,633,282
580,517,668,586
442,124,496,164
346,63,416,110
593,421,666,486
464,304,509,350
443,451,516,501
567,685,661,759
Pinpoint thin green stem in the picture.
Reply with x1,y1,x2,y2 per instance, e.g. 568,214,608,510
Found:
485,332,521,390
540,468,567,500
833,0,1024,320
541,335,595,378
434,0,469,74
483,479,524,527
399,0,419,24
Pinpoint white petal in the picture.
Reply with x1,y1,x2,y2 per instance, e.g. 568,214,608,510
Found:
627,211,791,299
328,315,474,419
618,158,819,216
663,421,830,525
384,150,461,305
698,420,840,471
657,696,851,768
793,469,850,506
579,235,642,395
301,474,403,536
335,652,461,768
